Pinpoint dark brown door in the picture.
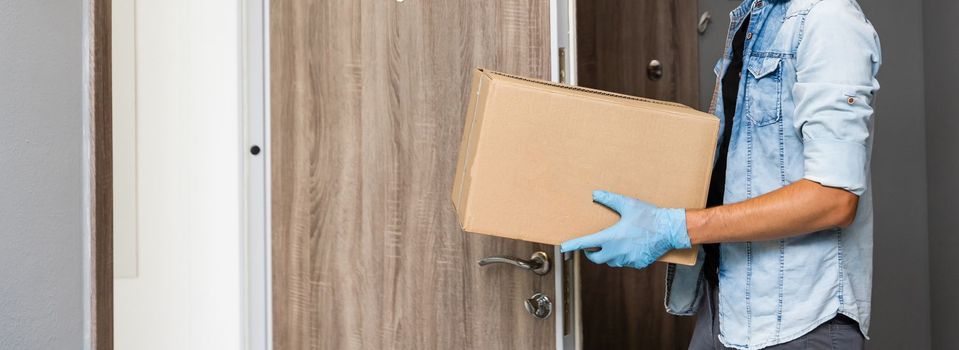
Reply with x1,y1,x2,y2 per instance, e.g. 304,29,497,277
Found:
270,1,556,349
576,0,701,349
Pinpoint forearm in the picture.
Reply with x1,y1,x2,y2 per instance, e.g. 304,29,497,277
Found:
686,179,859,244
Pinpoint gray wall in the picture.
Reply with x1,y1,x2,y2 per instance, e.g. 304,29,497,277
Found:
858,1,932,348
0,1,86,349
922,2,959,349
697,1,932,349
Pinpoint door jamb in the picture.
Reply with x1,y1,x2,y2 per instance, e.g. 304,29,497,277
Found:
241,0,272,348
552,0,581,349
85,0,113,348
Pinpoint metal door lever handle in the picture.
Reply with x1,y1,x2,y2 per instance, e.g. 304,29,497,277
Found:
478,251,550,276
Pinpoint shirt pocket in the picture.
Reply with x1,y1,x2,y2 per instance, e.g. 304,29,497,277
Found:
744,56,783,127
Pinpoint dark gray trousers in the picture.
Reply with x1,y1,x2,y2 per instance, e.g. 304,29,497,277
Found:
688,284,865,350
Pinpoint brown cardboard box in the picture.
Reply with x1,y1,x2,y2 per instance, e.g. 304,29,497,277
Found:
451,69,719,266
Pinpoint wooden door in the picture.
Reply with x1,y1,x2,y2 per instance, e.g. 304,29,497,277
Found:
270,1,556,349
576,0,701,349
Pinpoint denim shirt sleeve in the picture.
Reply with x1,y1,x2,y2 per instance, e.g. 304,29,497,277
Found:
793,0,881,196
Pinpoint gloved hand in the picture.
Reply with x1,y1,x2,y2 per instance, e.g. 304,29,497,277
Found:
560,190,691,269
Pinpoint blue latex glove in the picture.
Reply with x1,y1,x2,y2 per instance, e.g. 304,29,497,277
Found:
560,190,692,269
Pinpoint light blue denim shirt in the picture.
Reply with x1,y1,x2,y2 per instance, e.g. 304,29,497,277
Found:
664,0,881,348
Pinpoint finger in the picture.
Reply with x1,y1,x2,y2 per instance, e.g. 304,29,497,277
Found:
606,260,624,268
560,230,609,253
585,247,615,265
593,190,630,213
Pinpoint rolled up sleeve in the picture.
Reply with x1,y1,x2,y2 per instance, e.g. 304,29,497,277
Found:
793,0,882,196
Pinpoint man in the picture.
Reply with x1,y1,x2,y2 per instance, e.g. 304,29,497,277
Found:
561,0,881,349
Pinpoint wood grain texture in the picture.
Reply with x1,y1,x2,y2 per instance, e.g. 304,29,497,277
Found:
577,0,700,349
578,0,700,107
270,1,554,349
89,0,113,348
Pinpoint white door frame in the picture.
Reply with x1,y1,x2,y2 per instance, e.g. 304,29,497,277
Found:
551,0,582,348
240,0,271,348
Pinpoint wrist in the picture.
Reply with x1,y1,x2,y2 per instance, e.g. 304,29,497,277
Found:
685,209,708,245
664,208,691,249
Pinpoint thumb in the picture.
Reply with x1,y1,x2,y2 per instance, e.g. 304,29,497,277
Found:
593,190,630,214
560,229,609,253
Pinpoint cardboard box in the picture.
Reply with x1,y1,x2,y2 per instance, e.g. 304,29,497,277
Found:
451,69,719,266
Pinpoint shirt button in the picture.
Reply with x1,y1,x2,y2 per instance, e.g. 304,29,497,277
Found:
847,97,856,104
746,32,753,40
756,1,764,8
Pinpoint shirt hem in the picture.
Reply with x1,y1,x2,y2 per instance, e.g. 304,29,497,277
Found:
717,309,869,349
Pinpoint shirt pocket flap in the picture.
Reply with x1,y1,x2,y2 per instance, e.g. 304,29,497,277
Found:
748,57,782,79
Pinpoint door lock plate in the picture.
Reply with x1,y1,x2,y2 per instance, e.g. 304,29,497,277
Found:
524,292,553,319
